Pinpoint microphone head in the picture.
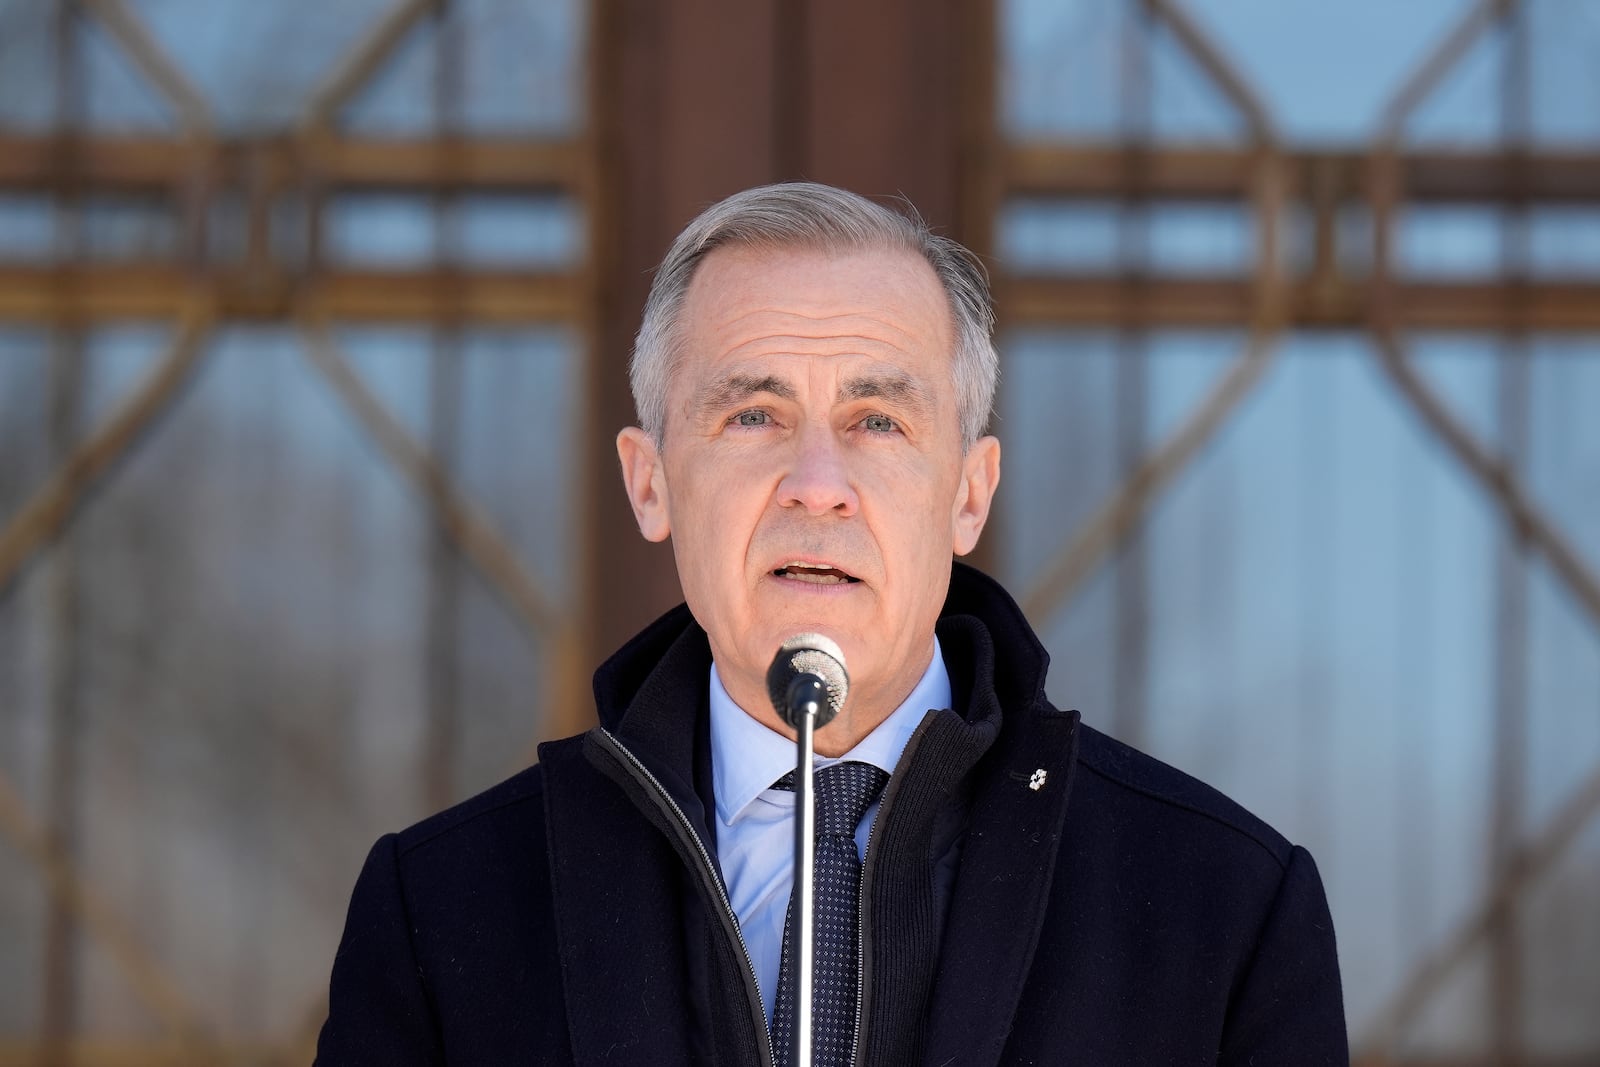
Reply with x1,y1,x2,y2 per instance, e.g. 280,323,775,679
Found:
766,633,849,727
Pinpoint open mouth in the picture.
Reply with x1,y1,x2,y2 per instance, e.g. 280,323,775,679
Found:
773,561,861,586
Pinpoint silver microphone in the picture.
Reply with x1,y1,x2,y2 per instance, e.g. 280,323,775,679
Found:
766,633,849,728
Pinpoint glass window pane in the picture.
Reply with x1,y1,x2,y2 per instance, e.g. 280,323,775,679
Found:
0,195,58,263
324,194,438,267
1398,205,1504,279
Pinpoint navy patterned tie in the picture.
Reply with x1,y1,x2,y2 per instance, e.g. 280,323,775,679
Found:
770,761,890,1067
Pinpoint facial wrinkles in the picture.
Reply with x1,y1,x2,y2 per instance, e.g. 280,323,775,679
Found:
740,364,881,584
688,373,795,429
749,510,879,585
712,303,927,361
744,416,949,589
840,372,935,429
719,334,912,369
687,357,938,438
706,312,951,430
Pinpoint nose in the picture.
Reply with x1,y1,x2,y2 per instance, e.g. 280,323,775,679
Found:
777,424,859,516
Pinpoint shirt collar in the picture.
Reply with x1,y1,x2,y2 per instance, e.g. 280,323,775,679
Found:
709,636,952,826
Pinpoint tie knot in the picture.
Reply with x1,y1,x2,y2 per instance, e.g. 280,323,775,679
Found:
775,761,889,838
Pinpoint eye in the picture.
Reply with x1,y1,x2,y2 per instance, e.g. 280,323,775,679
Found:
731,409,771,428
860,413,898,434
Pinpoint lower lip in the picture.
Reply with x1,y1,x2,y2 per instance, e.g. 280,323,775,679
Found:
768,572,862,594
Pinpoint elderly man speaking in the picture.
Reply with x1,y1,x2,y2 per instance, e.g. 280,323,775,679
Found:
316,183,1347,1065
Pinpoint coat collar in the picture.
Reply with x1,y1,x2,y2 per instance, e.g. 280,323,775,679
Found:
566,562,1079,1067
589,561,1053,734
921,615,1079,1066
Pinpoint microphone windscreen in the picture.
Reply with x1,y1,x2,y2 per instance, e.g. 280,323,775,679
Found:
766,633,849,722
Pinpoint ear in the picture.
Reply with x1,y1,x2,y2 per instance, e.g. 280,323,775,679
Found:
951,435,1001,557
616,426,672,542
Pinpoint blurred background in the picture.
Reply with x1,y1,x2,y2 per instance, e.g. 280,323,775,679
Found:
1,0,1598,1063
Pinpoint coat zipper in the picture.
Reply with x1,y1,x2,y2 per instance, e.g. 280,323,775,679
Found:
593,728,775,1067
849,804,881,1067
848,709,937,1067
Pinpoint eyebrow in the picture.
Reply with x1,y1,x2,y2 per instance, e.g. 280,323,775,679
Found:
691,373,797,420
840,372,933,418
689,369,935,422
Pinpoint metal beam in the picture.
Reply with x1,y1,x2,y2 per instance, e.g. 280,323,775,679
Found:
1143,0,1273,141
298,134,585,188
1020,145,1291,622
1357,760,1600,1057
0,267,582,322
80,0,212,136
302,0,438,131
298,318,566,641
1019,319,1282,622
303,270,583,322
13,268,1600,332
1377,0,1508,147
1003,144,1600,203
1352,3,1600,1049
0,775,204,1043
0,300,213,600
1369,327,1600,645
16,136,1600,203
0,134,586,190
998,277,1600,331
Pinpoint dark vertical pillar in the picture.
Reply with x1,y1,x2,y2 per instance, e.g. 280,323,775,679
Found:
40,5,84,1059
425,341,462,807
40,339,85,1067
1489,336,1529,1067
424,0,463,811
588,0,983,669
1488,3,1531,1060
802,0,961,227
588,0,780,666
1112,3,1152,750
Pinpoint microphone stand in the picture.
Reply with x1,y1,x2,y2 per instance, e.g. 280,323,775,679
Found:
785,674,830,1067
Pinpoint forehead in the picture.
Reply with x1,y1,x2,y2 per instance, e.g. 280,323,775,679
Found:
675,243,955,383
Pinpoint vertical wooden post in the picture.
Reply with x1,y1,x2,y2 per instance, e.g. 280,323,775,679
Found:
587,0,983,671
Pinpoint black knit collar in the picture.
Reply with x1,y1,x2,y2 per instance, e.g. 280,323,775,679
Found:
591,561,1050,742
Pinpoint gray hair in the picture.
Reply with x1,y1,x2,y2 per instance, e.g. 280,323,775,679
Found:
629,182,998,450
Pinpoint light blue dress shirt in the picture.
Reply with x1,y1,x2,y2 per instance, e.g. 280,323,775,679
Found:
709,637,952,1025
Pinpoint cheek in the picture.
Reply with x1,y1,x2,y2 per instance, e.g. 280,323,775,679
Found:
867,462,962,549
669,457,769,572
682,444,774,491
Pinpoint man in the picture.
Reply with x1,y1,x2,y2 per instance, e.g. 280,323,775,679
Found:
317,183,1347,1064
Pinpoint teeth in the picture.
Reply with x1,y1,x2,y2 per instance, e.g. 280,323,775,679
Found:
783,571,848,584
776,562,854,584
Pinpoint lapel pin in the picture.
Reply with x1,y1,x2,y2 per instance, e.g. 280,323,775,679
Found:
1028,768,1047,791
